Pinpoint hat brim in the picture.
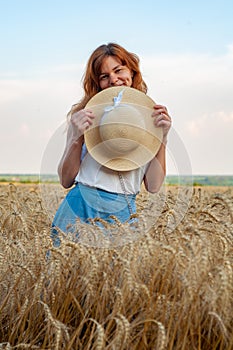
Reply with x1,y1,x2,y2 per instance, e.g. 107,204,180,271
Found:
84,86,163,171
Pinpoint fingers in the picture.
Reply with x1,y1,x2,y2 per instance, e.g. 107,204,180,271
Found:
152,105,172,139
155,113,171,127
152,105,171,124
71,109,95,134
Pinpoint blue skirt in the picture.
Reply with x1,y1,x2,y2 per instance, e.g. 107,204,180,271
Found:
51,183,136,243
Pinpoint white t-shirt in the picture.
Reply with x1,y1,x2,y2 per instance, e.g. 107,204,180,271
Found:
75,144,148,194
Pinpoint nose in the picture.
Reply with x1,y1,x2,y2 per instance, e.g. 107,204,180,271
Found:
109,72,118,86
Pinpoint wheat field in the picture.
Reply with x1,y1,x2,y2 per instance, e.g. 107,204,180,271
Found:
0,183,232,349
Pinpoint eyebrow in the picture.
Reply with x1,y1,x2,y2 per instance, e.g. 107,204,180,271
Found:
99,64,123,77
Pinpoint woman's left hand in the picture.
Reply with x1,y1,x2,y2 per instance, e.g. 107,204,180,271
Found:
152,104,172,142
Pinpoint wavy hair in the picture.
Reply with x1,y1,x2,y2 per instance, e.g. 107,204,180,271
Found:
70,43,147,115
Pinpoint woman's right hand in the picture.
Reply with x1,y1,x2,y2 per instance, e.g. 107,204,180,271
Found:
70,109,95,140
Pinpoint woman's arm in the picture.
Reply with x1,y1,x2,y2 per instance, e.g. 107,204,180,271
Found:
58,108,95,188
144,139,167,193
144,104,171,193
58,125,83,188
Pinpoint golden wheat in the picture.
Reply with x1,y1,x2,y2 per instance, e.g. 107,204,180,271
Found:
0,183,232,349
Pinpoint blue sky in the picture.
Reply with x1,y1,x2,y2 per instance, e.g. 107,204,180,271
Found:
0,0,233,175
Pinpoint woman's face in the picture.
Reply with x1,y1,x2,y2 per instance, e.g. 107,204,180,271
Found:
98,56,133,90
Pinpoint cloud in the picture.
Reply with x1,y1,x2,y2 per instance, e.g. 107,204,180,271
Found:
142,44,233,85
0,45,233,174
19,122,30,135
220,110,233,123
0,78,82,106
48,63,85,73
186,111,233,137
39,128,54,141
226,43,233,58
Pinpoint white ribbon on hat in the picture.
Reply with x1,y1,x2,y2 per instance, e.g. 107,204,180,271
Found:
104,88,126,112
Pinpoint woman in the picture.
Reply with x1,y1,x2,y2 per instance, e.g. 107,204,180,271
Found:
52,42,172,235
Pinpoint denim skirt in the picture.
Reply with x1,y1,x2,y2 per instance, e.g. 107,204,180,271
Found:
52,183,136,237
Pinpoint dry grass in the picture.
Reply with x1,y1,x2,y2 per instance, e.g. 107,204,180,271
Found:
0,183,232,349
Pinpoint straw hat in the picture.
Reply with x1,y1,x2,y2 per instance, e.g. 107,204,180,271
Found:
84,86,163,171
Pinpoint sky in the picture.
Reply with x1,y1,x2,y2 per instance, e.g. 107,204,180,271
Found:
0,0,233,176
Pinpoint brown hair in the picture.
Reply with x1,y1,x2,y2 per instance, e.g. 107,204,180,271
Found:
70,42,147,115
